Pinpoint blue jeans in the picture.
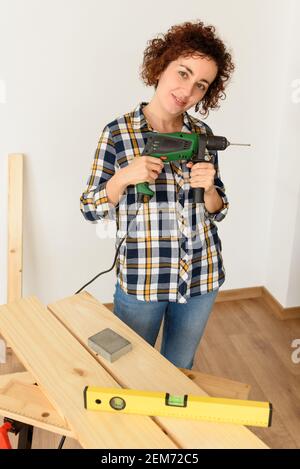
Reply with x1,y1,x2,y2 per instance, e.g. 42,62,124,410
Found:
113,281,218,369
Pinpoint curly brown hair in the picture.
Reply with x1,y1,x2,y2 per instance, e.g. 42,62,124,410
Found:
140,20,235,117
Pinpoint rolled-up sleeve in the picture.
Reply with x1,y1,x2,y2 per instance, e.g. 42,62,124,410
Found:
80,125,118,223
204,150,229,223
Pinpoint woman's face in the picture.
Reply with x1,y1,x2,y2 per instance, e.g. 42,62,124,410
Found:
156,53,218,115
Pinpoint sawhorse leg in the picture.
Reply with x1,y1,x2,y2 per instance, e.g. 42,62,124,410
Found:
4,418,34,449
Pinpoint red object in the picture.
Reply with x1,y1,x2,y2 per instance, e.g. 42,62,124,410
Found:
0,422,13,449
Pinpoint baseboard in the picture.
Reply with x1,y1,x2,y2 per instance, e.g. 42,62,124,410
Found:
103,286,300,320
217,286,300,320
215,287,263,303
260,287,300,320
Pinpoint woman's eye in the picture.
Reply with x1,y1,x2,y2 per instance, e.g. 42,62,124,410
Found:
179,71,206,91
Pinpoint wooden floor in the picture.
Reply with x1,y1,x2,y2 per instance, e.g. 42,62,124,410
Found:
1,296,299,449
194,298,300,449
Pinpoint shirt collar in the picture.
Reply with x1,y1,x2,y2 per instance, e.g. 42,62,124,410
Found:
130,101,196,132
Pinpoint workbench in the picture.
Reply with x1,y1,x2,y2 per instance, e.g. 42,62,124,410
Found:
0,291,268,449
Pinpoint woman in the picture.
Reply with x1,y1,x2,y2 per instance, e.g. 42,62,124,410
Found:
80,20,235,369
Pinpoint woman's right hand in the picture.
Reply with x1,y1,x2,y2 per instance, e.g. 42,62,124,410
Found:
120,155,167,186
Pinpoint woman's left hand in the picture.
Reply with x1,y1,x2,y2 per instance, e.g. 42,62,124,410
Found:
186,161,216,193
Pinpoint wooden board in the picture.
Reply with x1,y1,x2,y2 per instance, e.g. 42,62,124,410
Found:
2,154,24,357
0,296,177,449
7,154,23,303
47,291,269,449
0,372,73,436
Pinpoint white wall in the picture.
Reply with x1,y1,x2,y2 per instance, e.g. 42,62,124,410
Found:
0,0,299,307
263,0,300,307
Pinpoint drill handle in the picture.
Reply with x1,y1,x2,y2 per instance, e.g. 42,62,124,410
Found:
191,136,208,204
193,188,205,204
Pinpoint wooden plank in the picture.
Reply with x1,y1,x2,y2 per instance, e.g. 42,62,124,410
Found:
0,372,73,437
47,291,269,449
2,154,24,357
7,154,23,303
0,296,177,449
179,368,251,400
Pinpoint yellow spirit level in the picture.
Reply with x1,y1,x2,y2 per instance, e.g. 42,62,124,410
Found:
84,386,272,428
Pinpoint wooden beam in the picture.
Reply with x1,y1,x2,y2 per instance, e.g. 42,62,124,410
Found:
7,154,23,303
1,154,24,358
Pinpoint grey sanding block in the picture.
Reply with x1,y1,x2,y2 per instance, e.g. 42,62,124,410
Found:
88,328,132,362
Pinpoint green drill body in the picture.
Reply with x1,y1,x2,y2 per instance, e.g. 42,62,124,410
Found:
137,132,234,202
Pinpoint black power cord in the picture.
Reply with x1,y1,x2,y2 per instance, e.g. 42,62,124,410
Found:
57,435,66,449
74,232,127,294
75,200,143,295
57,201,143,449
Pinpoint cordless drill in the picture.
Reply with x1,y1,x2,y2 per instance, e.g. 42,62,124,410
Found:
137,132,250,203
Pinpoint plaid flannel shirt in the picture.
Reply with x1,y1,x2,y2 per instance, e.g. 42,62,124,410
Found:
80,102,229,303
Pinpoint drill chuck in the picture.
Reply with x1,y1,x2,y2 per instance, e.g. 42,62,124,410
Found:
206,136,251,151
206,136,230,151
